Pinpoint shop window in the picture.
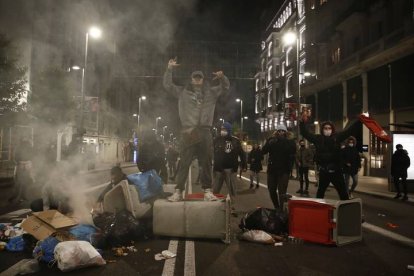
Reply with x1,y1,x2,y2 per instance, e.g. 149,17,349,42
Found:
285,75,294,98
255,79,260,92
255,95,259,114
370,133,388,169
282,61,285,76
268,65,273,81
268,41,273,57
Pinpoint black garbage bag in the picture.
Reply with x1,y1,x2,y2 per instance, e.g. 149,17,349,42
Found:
93,210,151,248
239,208,288,235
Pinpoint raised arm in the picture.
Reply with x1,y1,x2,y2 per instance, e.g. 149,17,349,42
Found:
163,59,183,98
210,71,230,98
336,119,363,143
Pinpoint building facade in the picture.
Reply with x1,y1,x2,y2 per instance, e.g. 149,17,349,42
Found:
255,0,414,180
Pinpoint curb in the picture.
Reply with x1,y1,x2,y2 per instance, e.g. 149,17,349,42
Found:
354,190,414,205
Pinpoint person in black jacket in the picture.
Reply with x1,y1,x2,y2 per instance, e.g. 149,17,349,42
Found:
341,136,361,198
213,122,246,206
300,113,362,200
248,144,263,189
137,130,167,183
391,144,410,201
262,124,296,210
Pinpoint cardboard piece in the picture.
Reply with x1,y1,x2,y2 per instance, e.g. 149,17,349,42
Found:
21,210,77,241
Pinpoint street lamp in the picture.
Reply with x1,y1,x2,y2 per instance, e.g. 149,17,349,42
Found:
155,117,162,135
283,30,300,136
78,26,102,134
137,96,146,134
236,98,243,133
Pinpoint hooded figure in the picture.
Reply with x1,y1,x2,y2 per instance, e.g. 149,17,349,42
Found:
341,136,361,197
300,116,362,200
137,130,167,182
261,124,296,210
391,144,410,200
163,58,230,202
213,122,245,210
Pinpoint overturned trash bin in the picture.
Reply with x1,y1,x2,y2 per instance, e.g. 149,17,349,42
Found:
153,195,231,243
288,197,362,246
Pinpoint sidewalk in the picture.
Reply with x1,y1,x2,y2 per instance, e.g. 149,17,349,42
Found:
259,166,414,203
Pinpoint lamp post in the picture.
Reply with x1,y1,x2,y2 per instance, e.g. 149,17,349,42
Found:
137,96,146,134
155,117,162,135
236,98,243,133
79,26,102,134
283,30,300,137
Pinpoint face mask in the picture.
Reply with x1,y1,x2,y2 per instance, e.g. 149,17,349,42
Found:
323,129,332,136
220,130,228,137
348,143,354,147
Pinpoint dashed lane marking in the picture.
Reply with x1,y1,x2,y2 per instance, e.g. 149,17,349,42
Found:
162,239,179,276
184,240,196,276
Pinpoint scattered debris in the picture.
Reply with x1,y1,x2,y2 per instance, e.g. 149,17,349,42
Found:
386,223,399,229
407,265,414,271
145,248,151,253
0,258,40,275
377,213,386,217
274,242,283,246
240,230,276,244
154,250,176,261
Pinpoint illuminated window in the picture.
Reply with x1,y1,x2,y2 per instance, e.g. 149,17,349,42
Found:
255,95,259,114
255,79,260,91
268,41,273,57
299,28,306,50
267,88,273,107
285,75,293,98
331,47,341,64
310,0,316,9
370,133,388,169
275,65,280,77
267,65,273,81
281,61,285,76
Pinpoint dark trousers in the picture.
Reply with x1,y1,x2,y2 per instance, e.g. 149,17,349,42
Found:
175,129,212,191
298,167,309,191
168,162,176,178
394,176,407,196
267,171,289,210
317,169,349,200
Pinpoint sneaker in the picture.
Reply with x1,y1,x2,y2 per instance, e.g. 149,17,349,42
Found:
393,194,401,199
168,189,183,202
204,189,218,201
296,189,303,194
402,195,408,201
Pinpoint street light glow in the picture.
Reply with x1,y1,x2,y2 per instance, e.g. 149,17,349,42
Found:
140,96,147,100
89,26,102,38
133,114,138,117
304,72,311,77
283,31,297,45
243,116,248,119
72,65,81,70
236,98,241,102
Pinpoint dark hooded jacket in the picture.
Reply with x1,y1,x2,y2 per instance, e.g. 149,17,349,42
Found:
137,131,166,173
300,120,362,171
341,136,361,175
391,148,410,178
213,122,246,172
262,134,296,173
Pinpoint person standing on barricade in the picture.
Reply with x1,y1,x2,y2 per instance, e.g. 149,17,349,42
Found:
163,57,230,202
295,139,314,196
391,144,410,201
262,125,296,210
166,145,179,181
213,122,246,210
341,136,361,198
248,144,263,189
299,112,362,200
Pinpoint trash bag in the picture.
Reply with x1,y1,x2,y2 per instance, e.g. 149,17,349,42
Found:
69,224,99,243
33,236,60,263
6,235,26,252
93,210,150,247
239,208,288,235
240,230,276,244
54,241,106,272
127,170,163,202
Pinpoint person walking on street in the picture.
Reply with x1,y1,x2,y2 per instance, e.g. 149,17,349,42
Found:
12,138,34,202
248,144,263,189
391,144,410,201
299,113,362,200
163,57,230,202
213,122,246,211
341,136,361,198
262,125,296,210
295,139,314,196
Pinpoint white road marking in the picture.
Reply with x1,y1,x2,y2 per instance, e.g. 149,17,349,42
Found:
184,240,196,276
362,222,414,248
162,239,179,276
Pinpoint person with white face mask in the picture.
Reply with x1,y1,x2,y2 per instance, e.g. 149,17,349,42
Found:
213,122,246,214
299,113,362,200
341,136,362,198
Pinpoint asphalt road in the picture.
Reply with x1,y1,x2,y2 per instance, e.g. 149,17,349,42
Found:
1,165,413,275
